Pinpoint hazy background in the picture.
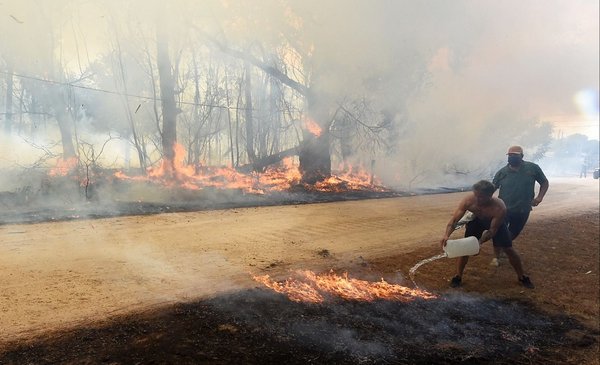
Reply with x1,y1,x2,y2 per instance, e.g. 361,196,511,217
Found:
0,0,598,192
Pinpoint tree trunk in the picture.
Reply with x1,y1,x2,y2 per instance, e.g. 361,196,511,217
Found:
238,145,300,173
206,38,331,182
299,132,331,184
56,109,77,159
225,73,235,168
156,29,178,176
244,61,256,163
299,90,332,183
115,36,146,171
4,64,13,134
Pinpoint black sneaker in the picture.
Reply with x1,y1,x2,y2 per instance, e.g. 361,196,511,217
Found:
450,276,462,288
519,276,535,289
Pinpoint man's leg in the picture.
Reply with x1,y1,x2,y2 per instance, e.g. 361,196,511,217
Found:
492,211,530,266
456,256,469,277
503,247,534,288
451,256,469,287
503,247,524,277
507,211,530,240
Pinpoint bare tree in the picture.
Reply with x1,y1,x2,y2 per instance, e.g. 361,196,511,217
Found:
109,28,148,171
156,27,179,177
4,63,14,134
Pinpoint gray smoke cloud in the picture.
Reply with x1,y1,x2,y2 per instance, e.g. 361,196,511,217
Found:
0,0,597,190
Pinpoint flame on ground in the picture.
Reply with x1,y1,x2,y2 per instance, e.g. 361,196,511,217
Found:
114,143,388,194
115,144,266,194
253,270,437,303
313,164,386,193
49,157,78,177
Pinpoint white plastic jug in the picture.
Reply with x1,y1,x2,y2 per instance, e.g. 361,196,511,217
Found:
444,236,480,258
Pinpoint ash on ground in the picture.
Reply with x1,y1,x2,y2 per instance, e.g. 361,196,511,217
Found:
1,288,596,365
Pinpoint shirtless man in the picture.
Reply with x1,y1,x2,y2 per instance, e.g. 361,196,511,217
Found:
441,180,534,289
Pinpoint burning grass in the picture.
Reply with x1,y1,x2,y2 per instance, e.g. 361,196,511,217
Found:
253,270,438,303
0,287,595,364
0,169,405,226
112,144,387,195
0,148,404,226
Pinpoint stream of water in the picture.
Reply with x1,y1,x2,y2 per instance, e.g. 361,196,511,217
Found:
409,252,448,288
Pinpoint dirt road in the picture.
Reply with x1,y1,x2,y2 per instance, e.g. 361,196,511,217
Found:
1,177,598,346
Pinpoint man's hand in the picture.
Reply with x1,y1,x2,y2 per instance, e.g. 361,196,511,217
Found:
440,236,449,249
532,197,543,206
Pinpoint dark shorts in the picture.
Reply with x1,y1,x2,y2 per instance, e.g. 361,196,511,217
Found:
465,217,512,248
506,210,530,239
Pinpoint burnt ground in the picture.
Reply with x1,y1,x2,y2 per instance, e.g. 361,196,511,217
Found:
0,178,597,364
0,212,598,364
0,189,404,226
0,288,594,365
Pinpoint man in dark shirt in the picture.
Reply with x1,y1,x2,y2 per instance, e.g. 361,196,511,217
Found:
491,145,549,266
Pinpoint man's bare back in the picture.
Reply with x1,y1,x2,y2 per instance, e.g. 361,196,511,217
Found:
461,194,506,221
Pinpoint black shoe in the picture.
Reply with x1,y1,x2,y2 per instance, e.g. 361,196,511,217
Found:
450,276,462,288
519,276,535,289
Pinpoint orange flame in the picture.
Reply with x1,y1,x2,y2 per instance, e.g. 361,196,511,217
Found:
115,143,264,194
115,144,389,194
256,157,302,190
49,157,78,176
303,117,322,137
312,164,385,193
253,270,437,303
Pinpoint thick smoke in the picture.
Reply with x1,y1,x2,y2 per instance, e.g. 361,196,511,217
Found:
0,0,597,191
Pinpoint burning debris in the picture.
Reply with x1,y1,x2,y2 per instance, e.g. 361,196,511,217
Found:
1,142,403,225
48,157,78,177
253,270,437,303
113,144,387,195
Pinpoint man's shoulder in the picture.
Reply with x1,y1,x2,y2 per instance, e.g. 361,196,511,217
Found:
522,161,546,175
495,164,509,172
461,193,476,204
493,196,507,207
522,160,540,168
493,165,510,180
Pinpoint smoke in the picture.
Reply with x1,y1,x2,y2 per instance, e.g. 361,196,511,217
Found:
0,0,597,191
209,288,585,362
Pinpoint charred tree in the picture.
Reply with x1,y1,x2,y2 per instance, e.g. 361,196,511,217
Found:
224,72,236,167
55,108,77,159
244,61,257,163
206,36,331,182
238,145,300,173
156,29,178,177
113,33,147,171
299,132,331,184
4,63,13,134
45,81,78,160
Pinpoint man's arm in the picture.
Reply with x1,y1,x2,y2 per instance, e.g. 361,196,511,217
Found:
440,198,468,248
492,169,502,189
533,179,549,206
532,164,549,206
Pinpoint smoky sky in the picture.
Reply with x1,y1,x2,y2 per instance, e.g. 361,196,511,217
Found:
3,0,596,113
1,0,598,187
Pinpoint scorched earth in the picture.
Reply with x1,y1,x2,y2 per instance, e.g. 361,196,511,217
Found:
0,177,598,364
